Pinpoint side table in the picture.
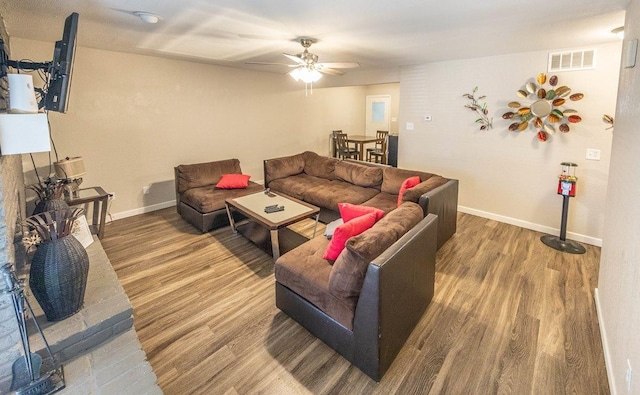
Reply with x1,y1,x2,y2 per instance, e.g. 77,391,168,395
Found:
65,186,109,239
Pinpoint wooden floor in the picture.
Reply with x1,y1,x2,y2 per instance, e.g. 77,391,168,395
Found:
101,208,610,394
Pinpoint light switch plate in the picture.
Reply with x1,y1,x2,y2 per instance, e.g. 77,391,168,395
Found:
586,148,601,161
624,39,638,69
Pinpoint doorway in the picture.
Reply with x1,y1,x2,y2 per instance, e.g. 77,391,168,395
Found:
365,95,390,136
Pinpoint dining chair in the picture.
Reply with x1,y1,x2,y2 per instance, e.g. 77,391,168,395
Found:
331,130,343,158
335,132,359,160
367,130,389,164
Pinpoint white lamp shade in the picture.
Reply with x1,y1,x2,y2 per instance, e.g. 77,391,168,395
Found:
0,113,51,155
54,156,86,179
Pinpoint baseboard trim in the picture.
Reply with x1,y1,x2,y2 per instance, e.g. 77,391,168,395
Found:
111,200,176,221
594,288,616,395
457,205,602,247
110,201,602,247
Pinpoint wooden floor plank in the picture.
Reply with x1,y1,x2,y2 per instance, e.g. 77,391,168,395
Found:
102,208,610,394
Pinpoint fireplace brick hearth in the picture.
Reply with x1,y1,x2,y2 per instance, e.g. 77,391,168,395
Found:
23,238,161,393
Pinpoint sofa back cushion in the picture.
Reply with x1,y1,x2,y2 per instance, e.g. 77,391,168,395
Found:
335,161,383,188
265,152,307,184
328,202,423,307
381,167,435,195
177,159,241,193
303,151,338,180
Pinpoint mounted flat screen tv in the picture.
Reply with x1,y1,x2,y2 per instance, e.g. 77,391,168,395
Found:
44,12,79,113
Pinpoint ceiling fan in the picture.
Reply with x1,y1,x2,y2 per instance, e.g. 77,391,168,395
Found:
247,38,360,81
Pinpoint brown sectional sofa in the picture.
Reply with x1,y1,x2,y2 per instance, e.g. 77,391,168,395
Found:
264,151,458,248
275,205,438,381
174,159,264,232
265,151,458,380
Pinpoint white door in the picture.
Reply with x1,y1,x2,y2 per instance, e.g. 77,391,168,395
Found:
365,95,390,136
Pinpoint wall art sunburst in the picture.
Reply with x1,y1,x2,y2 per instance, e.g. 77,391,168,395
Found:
503,73,584,142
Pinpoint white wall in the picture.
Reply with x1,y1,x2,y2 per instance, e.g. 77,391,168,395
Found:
12,38,372,217
597,0,640,393
398,42,621,244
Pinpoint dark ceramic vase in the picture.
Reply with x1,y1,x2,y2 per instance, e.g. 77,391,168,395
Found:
29,235,89,321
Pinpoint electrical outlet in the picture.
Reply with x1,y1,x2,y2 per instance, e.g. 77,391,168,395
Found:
406,122,414,131
142,185,151,195
627,359,633,393
586,148,601,161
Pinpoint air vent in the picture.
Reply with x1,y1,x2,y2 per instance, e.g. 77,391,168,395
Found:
548,49,596,72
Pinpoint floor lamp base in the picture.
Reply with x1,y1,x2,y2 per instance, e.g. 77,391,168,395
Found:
540,235,586,254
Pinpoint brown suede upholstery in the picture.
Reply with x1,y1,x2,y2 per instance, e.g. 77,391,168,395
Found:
174,159,263,232
328,202,423,310
264,152,458,249
303,151,338,180
267,174,321,200
266,152,457,381
380,167,435,195
304,181,379,212
402,175,449,204
335,161,383,188
275,236,355,329
177,159,242,193
276,202,423,331
264,152,306,184
276,213,439,381
361,192,398,213
181,183,263,213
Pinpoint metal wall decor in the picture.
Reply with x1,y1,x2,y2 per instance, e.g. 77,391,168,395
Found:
603,114,614,130
503,73,584,142
463,87,493,130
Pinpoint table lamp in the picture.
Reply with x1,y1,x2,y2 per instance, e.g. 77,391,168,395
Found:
54,156,86,198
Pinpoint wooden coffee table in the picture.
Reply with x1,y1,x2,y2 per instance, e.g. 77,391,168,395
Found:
225,191,320,260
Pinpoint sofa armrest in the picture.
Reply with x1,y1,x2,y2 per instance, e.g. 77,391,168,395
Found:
417,179,458,248
352,213,438,380
174,166,182,215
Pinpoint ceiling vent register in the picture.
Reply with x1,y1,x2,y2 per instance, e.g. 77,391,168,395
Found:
548,49,596,72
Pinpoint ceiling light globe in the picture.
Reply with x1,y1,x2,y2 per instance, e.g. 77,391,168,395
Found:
133,11,163,24
612,26,624,39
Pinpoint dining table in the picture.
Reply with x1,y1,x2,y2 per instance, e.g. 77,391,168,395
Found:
346,134,380,161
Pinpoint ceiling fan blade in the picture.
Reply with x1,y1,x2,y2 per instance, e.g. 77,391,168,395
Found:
283,53,305,64
316,62,360,69
245,61,298,67
319,68,345,76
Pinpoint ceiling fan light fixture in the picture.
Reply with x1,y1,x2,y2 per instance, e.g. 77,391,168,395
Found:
133,11,163,24
289,67,322,83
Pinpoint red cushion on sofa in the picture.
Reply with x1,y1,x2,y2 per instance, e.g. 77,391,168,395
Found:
216,174,251,189
397,176,421,206
338,203,385,223
323,212,377,261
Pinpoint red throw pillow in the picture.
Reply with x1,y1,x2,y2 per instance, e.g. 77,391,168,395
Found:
338,203,385,223
323,212,376,261
216,174,251,189
397,176,421,206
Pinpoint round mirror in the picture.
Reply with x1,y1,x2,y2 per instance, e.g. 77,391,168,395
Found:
530,100,552,117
